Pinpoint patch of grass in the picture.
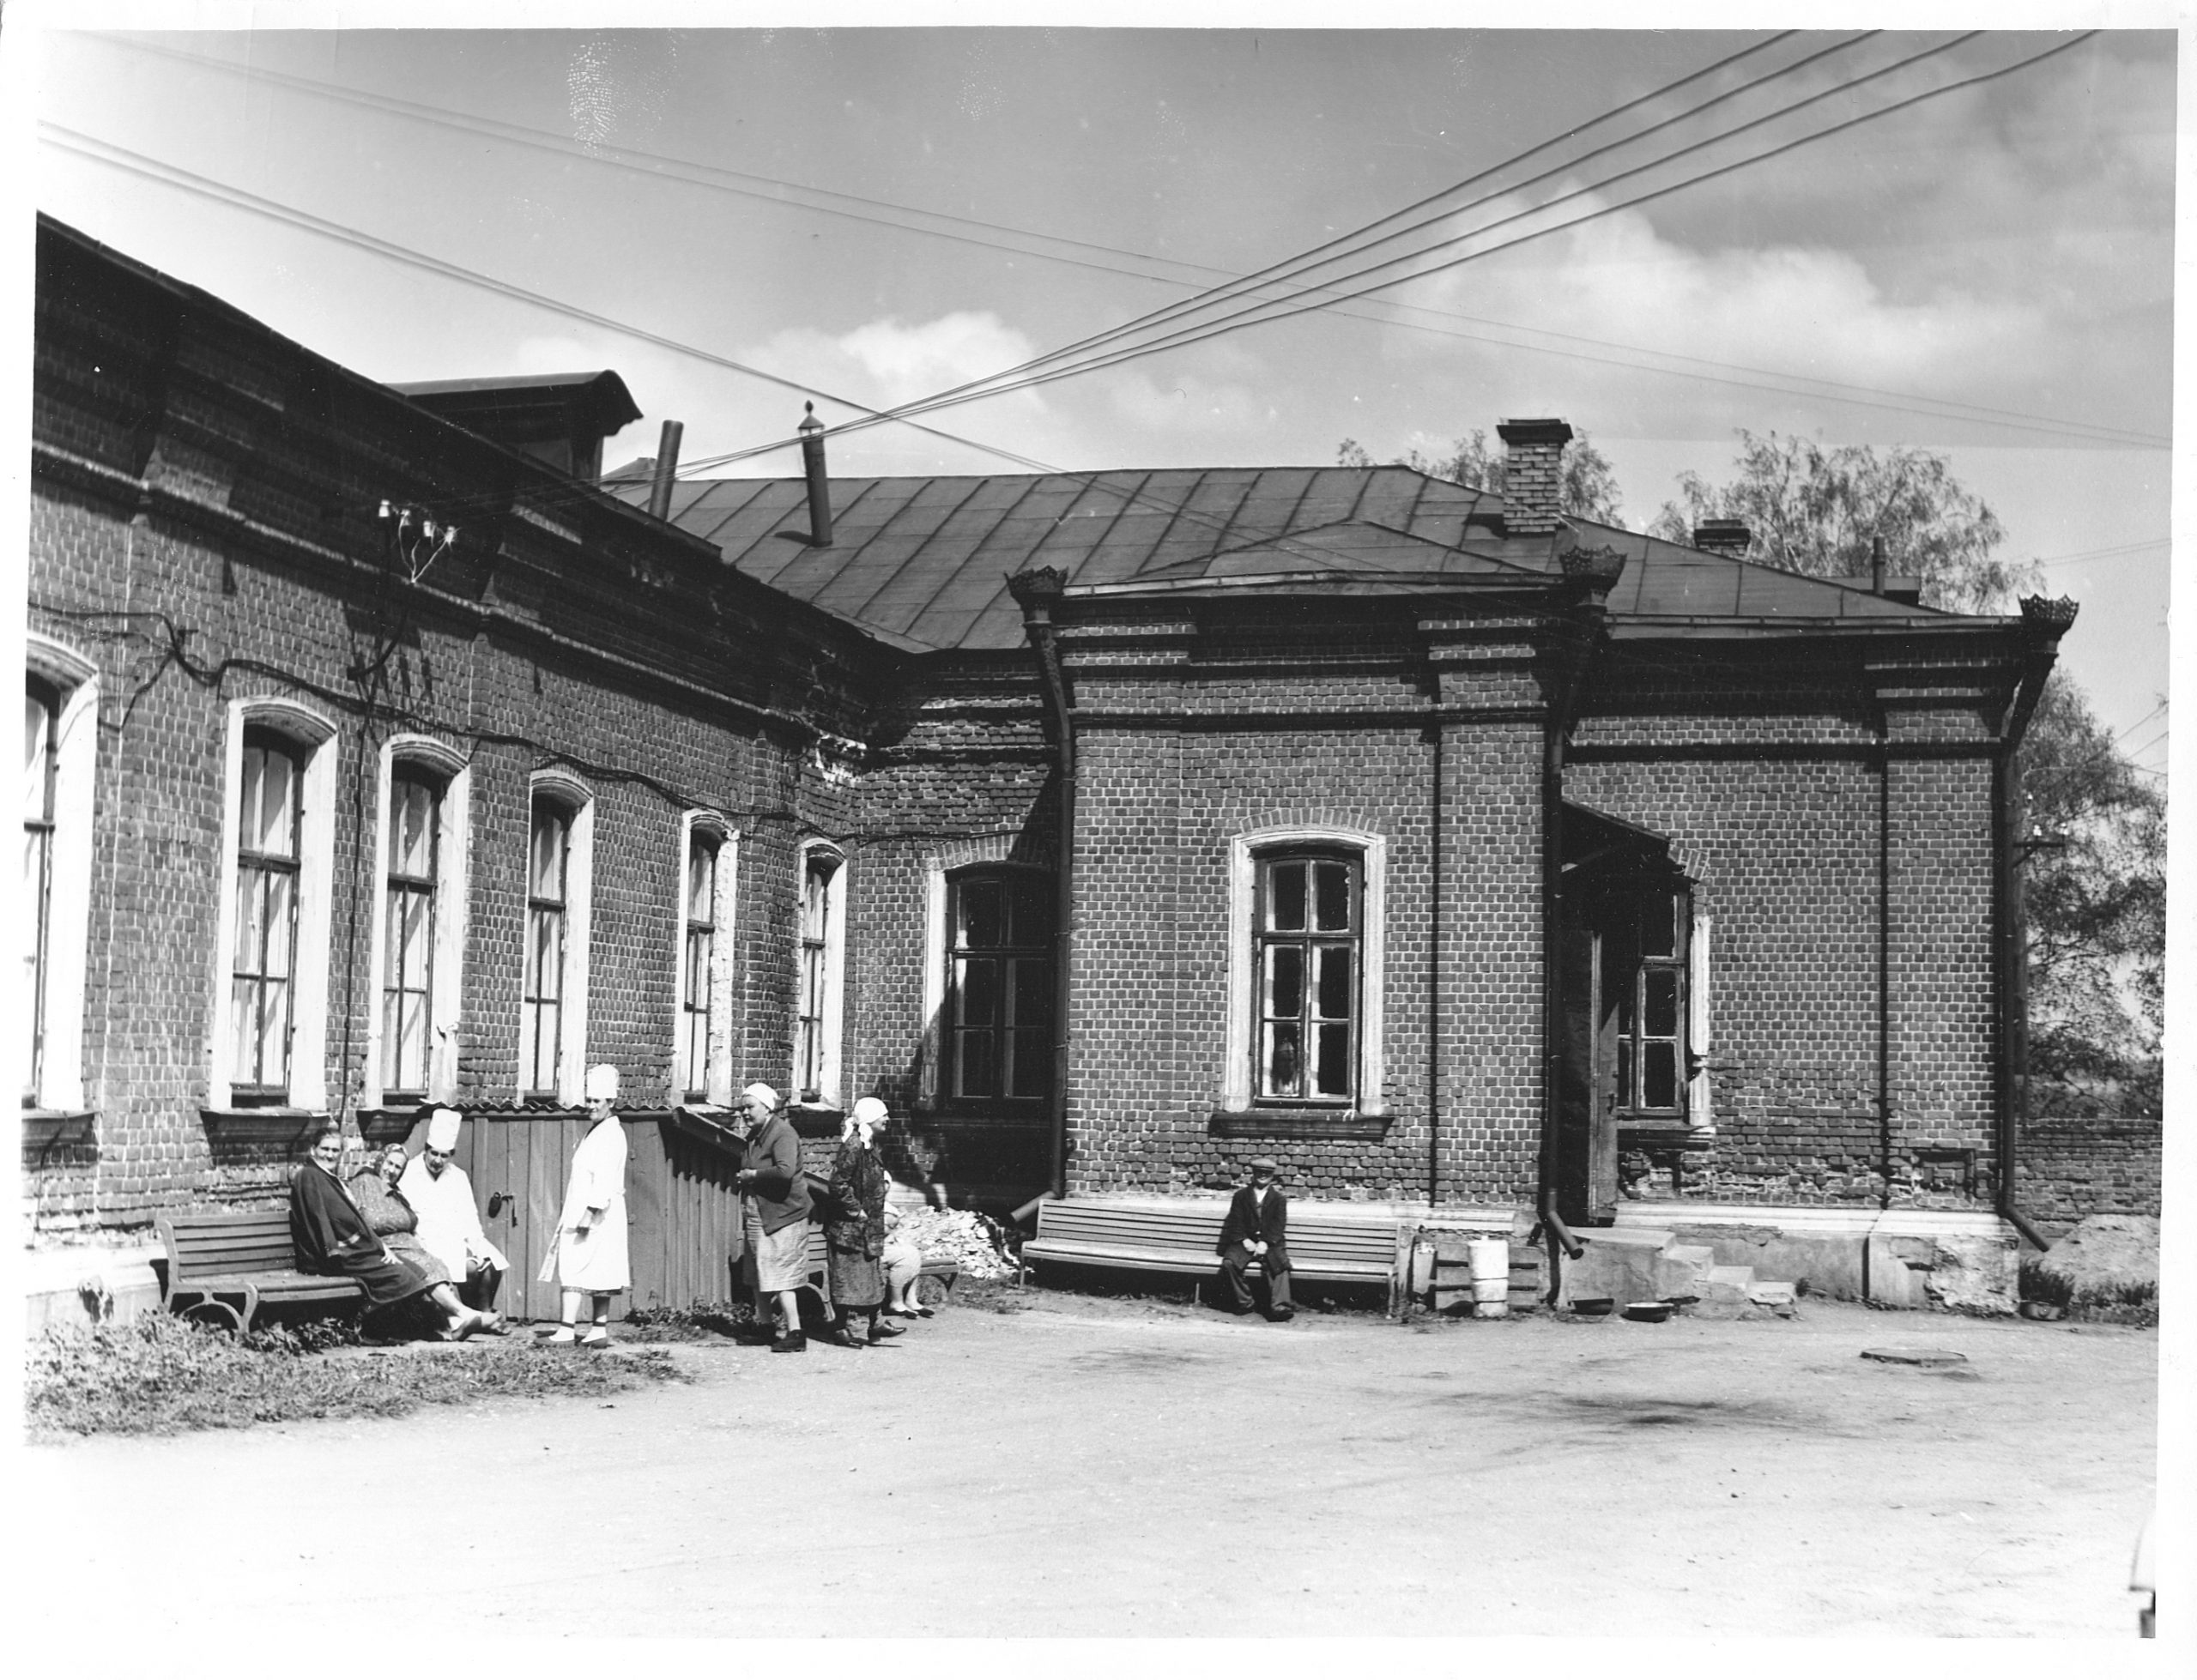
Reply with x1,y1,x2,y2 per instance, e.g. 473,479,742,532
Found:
622,1301,761,1341
27,1312,685,1439
2018,1256,2159,1326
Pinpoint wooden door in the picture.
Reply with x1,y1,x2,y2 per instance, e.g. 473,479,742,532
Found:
463,1114,583,1323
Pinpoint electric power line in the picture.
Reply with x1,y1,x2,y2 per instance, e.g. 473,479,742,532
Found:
825,33,2098,451
101,33,2162,452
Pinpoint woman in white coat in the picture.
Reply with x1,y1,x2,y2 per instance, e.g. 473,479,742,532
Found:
542,1063,629,1347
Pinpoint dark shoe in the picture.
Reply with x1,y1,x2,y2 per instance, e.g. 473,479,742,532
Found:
869,1320,906,1342
770,1331,808,1354
826,1326,865,1351
1264,1308,1296,1322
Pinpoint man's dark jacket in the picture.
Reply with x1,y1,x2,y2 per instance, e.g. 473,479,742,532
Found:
1218,1184,1290,1269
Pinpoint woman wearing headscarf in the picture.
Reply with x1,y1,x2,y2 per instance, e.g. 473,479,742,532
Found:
289,1126,488,1340
540,1063,629,1348
347,1143,451,1287
822,1096,905,1350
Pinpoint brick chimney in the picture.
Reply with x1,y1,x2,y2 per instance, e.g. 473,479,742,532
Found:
1496,418,1572,536
1692,519,1752,559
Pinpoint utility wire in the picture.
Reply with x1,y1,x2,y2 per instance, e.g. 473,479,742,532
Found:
98,33,2159,451
830,33,2091,445
39,126,1389,577
39,31,2108,575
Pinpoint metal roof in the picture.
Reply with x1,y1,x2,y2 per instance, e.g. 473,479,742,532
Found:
609,466,1964,655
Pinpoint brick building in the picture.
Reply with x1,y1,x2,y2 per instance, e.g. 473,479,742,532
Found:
24,216,2085,1309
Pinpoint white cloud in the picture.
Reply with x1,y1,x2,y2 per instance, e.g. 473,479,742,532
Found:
1391,197,2058,443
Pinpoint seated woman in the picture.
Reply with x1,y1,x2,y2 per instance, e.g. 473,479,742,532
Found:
290,1127,489,1341
348,1145,508,1333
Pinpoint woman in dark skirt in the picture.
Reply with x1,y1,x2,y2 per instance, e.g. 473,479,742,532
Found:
823,1097,905,1350
290,1127,487,1339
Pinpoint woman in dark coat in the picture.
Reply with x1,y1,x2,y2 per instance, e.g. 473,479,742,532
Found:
290,1127,487,1339
823,1097,905,1350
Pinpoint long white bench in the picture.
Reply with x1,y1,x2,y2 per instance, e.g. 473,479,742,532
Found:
1022,1198,1404,1313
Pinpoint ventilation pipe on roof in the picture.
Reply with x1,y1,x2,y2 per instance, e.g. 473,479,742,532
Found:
1692,519,1752,559
1496,419,1572,537
798,402,833,547
1871,533,1887,595
646,420,685,520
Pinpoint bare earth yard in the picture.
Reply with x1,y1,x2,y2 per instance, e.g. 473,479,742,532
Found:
19,1290,2156,1639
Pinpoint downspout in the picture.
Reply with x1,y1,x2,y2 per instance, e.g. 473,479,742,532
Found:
1008,567,1075,1200
1878,718,1893,1218
1427,719,1442,1208
1537,566,1614,1264
1995,601,2076,1252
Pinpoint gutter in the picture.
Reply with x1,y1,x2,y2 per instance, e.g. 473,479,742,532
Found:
1008,567,1076,1200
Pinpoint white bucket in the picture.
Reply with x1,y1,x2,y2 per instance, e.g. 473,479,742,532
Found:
1468,1236,1509,1319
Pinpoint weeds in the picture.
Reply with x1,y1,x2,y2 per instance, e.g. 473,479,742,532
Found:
2018,1256,2158,1326
27,1312,684,1439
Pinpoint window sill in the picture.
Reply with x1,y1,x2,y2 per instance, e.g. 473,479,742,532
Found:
22,1109,97,1152
354,1104,424,1146
785,1103,845,1139
1208,1109,1391,1142
200,1108,329,1148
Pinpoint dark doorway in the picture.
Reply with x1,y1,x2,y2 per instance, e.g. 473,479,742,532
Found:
1557,805,1694,1226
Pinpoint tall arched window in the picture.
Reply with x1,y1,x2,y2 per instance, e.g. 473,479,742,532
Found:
680,826,719,1099
380,767,443,1099
231,728,306,1101
521,795,572,1097
23,679,58,1103
793,842,846,1108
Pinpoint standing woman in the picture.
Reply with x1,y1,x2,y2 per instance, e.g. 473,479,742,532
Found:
823,1097,904,1350
542,1063,629,1347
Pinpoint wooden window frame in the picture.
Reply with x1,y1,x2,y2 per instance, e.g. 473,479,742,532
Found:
23,677,59,1104
520,796,572,1098
229,727,306,1104
1250,846,1362,1107
378,767,442,1103
942,864,1054,1112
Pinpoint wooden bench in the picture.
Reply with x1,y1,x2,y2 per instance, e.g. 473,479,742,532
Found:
797,1223,960,1308
1021,1198,1404,1313
155,1206,363,1333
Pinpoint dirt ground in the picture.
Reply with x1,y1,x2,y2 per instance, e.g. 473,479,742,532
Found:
17,1287,2158,1640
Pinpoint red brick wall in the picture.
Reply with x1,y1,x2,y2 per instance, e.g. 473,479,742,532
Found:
2015,1116,2163,1229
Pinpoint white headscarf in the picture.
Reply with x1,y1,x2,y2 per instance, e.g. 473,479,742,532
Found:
844,1095,888,1145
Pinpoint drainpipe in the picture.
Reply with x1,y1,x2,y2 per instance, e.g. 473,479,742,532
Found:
1427,719,1443,1209
1537,561,1617,1265
1995,597,2079,1252
1008,566,1074,1200
1879,722,1892,1220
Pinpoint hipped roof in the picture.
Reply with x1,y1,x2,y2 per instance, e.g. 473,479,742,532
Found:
614,466,1970,656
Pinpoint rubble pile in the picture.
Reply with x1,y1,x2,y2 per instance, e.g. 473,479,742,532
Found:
893,1206,1015,1279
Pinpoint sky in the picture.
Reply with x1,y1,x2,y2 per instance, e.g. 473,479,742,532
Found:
12,7,2180,771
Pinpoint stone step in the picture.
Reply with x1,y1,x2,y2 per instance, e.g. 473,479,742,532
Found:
1686,1263,1759,1320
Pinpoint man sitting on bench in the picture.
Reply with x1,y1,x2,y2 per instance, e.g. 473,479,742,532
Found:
1218,1156,1295,1321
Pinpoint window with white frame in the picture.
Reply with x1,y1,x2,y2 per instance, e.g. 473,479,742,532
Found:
1253,848,1360,1103
944,866,1053,1105
24,679,59,1103
21,640,98,1113
366,740,469,1109
230,729,306,1101
1221,827,1386,1116
521,798,571,1097
793,843,845,1108
680,825,719,1099
211,698,335,1109
381,769,439,1097
517,776,594,1105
